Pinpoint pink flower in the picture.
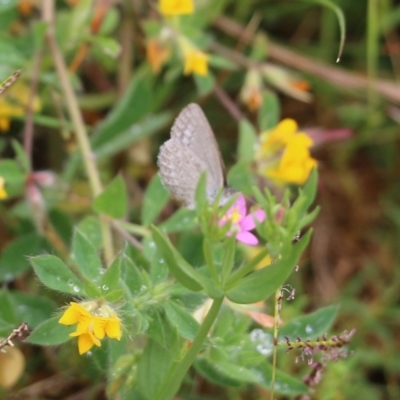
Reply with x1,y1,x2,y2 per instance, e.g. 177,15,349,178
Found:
220,195,265,246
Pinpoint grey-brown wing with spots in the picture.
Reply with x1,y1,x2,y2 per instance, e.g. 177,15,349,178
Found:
169,103,225,199
157,138,208,209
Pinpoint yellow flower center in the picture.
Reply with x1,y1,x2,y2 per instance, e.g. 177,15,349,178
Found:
229,207,242,224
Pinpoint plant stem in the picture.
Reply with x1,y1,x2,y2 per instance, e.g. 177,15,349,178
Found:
270,287,281,400
43,0,114,265
153,296,224,400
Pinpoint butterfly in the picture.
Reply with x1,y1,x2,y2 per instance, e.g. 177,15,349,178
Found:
158,103,234,209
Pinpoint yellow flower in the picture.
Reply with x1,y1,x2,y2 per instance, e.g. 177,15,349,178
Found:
0,81,41,132
59,301,121,355
183,49,209,76
258,119,298,156
159,0,194,16
0,176,7,200
256,119,317,185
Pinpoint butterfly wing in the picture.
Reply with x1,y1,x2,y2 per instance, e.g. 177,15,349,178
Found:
170,103,225,198
158,138,209,209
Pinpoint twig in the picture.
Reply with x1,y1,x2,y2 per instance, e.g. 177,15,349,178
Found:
214,85,244,122
0,323,30,351
112,220,143,250
0,70,22,96
23,49,43,161
214,16,400,104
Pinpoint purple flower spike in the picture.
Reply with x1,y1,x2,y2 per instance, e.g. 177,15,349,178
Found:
220,195,265,246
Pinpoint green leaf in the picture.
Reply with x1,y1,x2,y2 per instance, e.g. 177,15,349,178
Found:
82,279,101,298
104,289,124,302
30,255,85,296
238,119,257,162
226,231,311,304
93,175,127,219
89,35,120,58
150,225,203,292
77,215,103,251
0,0,18,12
195,172,209,216
137,336,180,400
27,315,74,346
94,111,172,160
0,233,45,282
141,174,170,225
299,168,318,214
194,72,215,95
100,256,121,293
163,301,199,340
92,69,152,150
208,54,237,70
33,21,47,49
252,362,309,395
195,358,258,387
11,139,30,172
0,318,14,337
226,161,256,195
120,255,145,298
0,291,15,324
258,90,280,131
278,305,339,341
71,229,102,281
143,236,169,285
48,209,74,247
0,159,26,183
5,291,57,329
159,208,198,232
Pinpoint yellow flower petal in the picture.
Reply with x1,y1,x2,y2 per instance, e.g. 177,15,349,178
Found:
266,119,298,146
105,317,122,340
183,49,209,76
59,303,83,325
0,176,7,200
0,117,10,131
267,146,317,185
0,81,41,132
93,318,106,339
77,333,97,355
159,0,194,16
59,301,122,354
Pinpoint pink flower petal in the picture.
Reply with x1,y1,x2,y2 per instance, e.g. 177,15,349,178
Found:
236,231,259,246
235,195,247,216
240,209,266,231
219,194,247,227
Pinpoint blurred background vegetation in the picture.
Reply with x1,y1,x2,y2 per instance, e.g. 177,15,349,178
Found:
0,0,399,399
